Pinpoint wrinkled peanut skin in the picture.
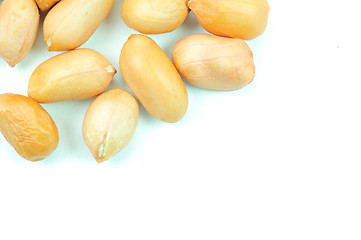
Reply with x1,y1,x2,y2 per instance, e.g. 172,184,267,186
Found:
43,0,114,51
0,0,39,67
173,34,255,91
189,0,270,40
119,34,188,123
0,94,59,161
28,48,116,103
83,89,139,163
35,0,61,11
121,0,189,34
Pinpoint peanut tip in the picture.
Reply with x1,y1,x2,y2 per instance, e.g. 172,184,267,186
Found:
46,37,52,47
98,143,104,158
106,65,115,73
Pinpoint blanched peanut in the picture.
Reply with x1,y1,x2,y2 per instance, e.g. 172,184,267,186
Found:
0,94,59,161
83,89,139,163
188,0,270,40
173,34,255,91
119,34,188,123
121,0,189,34
43,0,114,51
28,49,116,103
0,0,39,67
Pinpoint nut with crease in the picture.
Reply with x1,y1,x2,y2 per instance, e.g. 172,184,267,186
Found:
43,0,114,51
82,89,139,163
0,93,59,161
28,48,116,103
0,0,39,67
172,34,255,91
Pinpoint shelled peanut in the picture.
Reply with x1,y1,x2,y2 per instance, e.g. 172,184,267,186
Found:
121,0,189,34
28,49,116,103
0,0,39,67
119,34,188,123
0,0,270,162
43,0,114,51
189,0,270,40
173,34,255,91
0,94,59,161
83,89,139,163
35,0,61,11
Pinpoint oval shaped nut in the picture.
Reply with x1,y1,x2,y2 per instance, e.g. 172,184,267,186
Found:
188,0,270,40
28,49,116,103
0,94,59,161
35,0,60,11
43,0,114,51
173,34,255,91
83,89,139,163
119,34,188,123
0,0,39,67
121,0,189,34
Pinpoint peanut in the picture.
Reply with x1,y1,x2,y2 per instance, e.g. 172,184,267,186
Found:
172,34,255,91
83,89,139,163
35,0,61,11
0,0,39,67
28,49,116,103
43,0,114,51
0,94,59,161
119,34,188,123
188,0,270,40
121,0,189,34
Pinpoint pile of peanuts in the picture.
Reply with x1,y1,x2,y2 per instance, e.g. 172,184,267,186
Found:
0,0,270,162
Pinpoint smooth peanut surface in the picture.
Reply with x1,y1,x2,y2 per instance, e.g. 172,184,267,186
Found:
43,0,114,51
119,34,188,123
35,0,60,11
0,94,59,161
0,0,39,67
28,48,116,103
189,0,270,40
173,34,255,91
83,89,139,163
121,0,189,34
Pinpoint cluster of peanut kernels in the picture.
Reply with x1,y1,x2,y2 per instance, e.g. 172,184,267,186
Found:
0,0,270,162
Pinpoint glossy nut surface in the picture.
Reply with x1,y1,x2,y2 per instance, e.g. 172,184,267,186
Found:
43,0,114,51
121,0,189,34
119,34,188,123
189,0,270,40
35,0,60,11
28,49,116,103
0,0,39,67
173,34,255,91
83,89,139,163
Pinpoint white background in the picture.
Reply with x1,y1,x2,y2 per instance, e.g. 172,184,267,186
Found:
1,0,361,239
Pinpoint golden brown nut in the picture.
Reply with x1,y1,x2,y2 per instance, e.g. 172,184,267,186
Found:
119,34,188,123
121,0,189,34
0,94,59,161
35,0,60,11
173,34,255,91
43,0,114,51
28,48,116,103
83,89,139,163
0,0,39,67
188,0,270,40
